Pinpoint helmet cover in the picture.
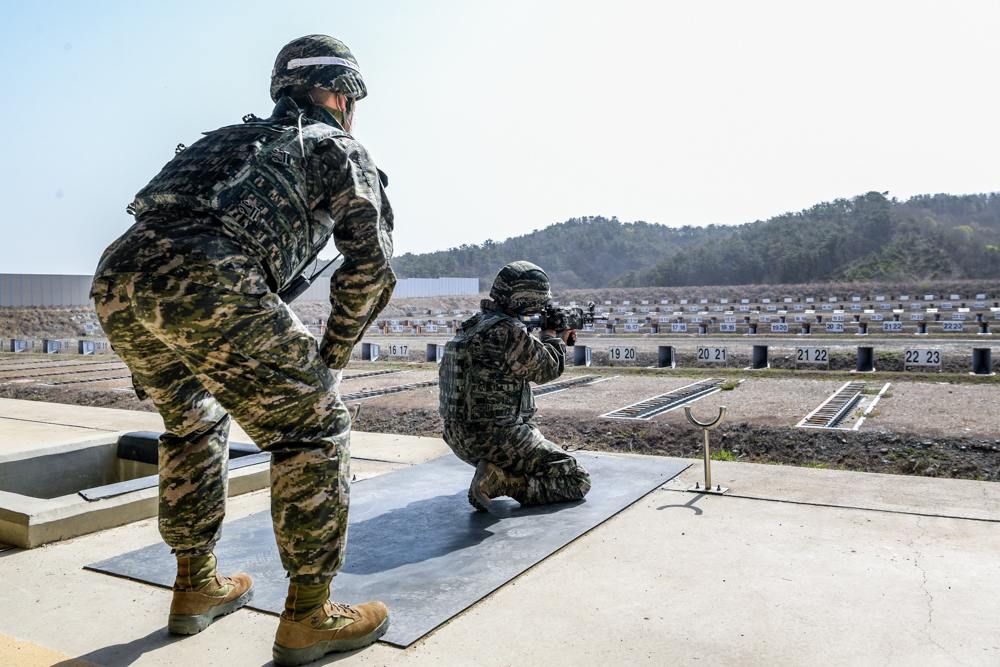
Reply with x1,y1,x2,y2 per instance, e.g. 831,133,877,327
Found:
490,261,552,314
270,35,367,102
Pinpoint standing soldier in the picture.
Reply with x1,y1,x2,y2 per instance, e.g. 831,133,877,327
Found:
438,261,592,511
90,35,394,665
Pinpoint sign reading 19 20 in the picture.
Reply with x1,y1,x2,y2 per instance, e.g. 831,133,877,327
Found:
608,346,636,362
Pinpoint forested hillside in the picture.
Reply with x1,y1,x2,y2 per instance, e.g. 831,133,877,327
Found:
390,216,732,290
392,192,1000,288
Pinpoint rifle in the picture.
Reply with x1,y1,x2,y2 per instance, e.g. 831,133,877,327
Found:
278,254,342,304
520,302,609,345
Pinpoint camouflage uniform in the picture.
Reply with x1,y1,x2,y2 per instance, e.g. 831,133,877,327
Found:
91,99,394,585
439,298,592,505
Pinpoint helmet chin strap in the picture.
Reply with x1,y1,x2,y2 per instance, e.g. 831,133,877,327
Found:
306,91,353,132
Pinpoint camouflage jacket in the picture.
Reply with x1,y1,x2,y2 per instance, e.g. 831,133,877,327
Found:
94,100,394,369
439,299,566,424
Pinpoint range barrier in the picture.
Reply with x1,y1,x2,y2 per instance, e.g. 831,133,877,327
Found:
856,347,875,373
657,346,675,369
356,338,996,376
752,345,769,370
973,348,994,376
426,343,445,363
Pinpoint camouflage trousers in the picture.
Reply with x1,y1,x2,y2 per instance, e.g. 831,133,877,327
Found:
92,272,350,585
442,420,591,505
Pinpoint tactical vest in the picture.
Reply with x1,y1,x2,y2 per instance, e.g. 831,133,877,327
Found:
439,313,535,423
131,113,348,292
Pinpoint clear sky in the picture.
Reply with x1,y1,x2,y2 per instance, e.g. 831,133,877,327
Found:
1,0,997,274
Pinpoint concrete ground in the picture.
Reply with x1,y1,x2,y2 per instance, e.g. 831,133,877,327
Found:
1,399,999,666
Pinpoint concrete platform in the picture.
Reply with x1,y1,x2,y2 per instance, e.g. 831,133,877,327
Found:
1,399,999,665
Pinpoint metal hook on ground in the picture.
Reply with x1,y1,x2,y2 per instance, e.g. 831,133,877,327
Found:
684,405,729,495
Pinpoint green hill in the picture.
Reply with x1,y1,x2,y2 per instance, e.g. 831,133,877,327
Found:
391,192,1000,289
390,216,733,290
616,192,1000,287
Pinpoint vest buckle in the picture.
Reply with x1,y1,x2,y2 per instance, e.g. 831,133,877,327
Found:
237,199,264,222
270,148,293,166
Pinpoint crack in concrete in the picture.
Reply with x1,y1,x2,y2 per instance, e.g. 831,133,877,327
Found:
0,415,109,431
909,517,970,666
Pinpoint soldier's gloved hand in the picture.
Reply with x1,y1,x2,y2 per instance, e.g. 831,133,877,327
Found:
562,329,578,346
331,369,343,393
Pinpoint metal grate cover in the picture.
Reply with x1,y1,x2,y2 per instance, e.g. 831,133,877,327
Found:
342,369,406,381
532,374,615,397
341,380,439,402
0,360,123,372
38,374,134,387
796,381,865,429
599,378,724,421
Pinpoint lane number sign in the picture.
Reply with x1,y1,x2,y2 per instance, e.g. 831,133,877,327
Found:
697,347,727,363
386,343,409,357
905,349,941,366
609,346,636,362
796,347,829,364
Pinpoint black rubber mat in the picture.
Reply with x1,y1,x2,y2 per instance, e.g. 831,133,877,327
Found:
87,452,688,647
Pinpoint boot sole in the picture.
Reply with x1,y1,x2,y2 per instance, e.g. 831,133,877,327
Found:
272,614,390,666
167,583,255,635
468,459,491,513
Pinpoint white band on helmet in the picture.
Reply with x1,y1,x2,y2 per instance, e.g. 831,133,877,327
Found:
287,57,361,73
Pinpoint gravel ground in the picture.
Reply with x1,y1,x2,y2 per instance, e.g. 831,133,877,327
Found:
5,353,1000,482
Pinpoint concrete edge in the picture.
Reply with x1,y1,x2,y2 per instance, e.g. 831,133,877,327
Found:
0,431,123,463
0,458,271,549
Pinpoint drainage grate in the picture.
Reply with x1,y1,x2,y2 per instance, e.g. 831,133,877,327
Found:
341,380,439,402
38,375,134,387
0,364,129,381
599,378,724,420
533,375,615,397
796,381,865,429
0,360,123,373
342,369,407,381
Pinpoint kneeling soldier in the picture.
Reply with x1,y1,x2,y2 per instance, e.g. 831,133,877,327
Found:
438,261,592,511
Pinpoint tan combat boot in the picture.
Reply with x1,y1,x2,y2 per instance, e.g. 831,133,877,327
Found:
273,590,390,666
167,557,254,635
468,459,527,512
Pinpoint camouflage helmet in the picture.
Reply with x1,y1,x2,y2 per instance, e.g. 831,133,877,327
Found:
490,261,552,314
270,35,367,103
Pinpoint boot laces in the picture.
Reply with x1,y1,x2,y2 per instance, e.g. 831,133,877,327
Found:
327,601,358,617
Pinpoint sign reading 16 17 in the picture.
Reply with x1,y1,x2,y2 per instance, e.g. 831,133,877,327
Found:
608,346,636,362
386,343,409,357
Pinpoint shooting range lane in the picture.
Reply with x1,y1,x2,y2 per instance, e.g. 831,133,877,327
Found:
86,452,689,648
341,370,438,393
